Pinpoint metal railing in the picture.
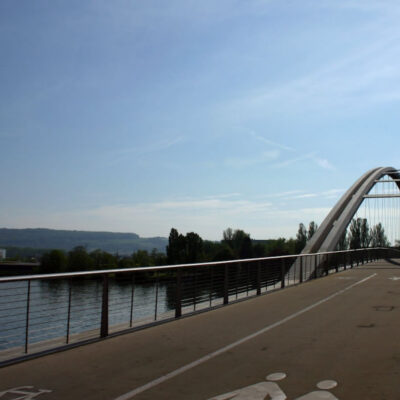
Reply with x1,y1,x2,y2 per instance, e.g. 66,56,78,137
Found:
0,247,398,366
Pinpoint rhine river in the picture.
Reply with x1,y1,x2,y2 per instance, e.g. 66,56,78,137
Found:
0,278,178,351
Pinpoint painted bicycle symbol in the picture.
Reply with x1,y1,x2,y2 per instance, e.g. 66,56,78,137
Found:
0,386,51,399
208,372,339,399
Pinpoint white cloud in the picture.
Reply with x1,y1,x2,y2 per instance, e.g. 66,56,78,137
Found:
291,193,318,199
258,190,305,199
314,158,335,170
272,153,315,168
321,189,345,198
249,131,295,152
223,149,280,168
108,136,185,165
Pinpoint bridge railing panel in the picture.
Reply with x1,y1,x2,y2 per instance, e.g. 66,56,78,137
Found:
0,247,398,366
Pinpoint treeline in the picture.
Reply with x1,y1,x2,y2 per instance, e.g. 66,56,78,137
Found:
165,225,317,264
38,223,319,274
0,246,50,262
39,246,167,273
337,218,389,250
34,218,393,274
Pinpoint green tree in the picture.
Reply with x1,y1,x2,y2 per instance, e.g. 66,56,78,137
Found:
348,218,370,249
150,248,167,266
360,218,370,248
223,229,253,259
295,223,307,253
132,250,151,266
167,228,204,264
370,223,389,247
336,231,348,250
307,221,318,240
233,230,253,259
253,243,267,257
68,246,93,271
40,249,67,273
118,256,134,269
285,238,297,254
185,232,203,263
166,228,186,264
348,218,361,249
266,238,291,256
90,249,117,269
222,228,234,243
212,243,235,261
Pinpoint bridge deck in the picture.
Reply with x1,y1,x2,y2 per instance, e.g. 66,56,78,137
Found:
1,260,400,399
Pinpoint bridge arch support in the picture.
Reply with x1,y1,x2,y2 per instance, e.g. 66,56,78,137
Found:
303,167,400,254
288,167,400,280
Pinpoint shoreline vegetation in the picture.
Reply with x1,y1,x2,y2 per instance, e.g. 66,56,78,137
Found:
0,218,390,275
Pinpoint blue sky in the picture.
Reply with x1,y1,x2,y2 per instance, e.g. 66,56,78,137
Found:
2,0,400,240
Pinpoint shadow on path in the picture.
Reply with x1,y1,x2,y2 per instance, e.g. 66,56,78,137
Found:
383,258,400,267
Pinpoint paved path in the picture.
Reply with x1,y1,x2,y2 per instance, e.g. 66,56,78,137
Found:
1,260,400,399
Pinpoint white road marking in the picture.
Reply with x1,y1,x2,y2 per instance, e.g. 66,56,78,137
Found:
207,373,341,399
0,386,52,399
295,390,338,399
208,379,287,400
316,380,338,390
113,273,376,400
267,373,287,381
388,276,400,281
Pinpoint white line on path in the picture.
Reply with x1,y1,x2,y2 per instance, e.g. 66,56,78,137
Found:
113,273,377,400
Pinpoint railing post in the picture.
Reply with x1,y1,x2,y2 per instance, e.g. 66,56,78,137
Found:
154,272,159,321
209,266,213,307
129,273,135,327
281,259,285,288
246,263,249,296
299,256,303,284
224,264,229,305
235,263,240,300
256,261,261,295
193,268,197,311
66,281,72,344
175,269,182,318
100,274,109,338
25,280,31,354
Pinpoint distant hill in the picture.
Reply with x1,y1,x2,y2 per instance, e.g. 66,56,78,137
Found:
0,228,167,255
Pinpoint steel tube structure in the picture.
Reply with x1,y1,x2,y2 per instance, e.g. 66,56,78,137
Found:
302,167,400,254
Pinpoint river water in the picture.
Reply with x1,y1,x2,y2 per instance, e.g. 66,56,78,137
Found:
0,278,180,351
0,264,275,354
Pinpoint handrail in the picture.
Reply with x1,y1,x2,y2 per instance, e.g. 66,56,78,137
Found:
0,247,396,283
0,247,398,367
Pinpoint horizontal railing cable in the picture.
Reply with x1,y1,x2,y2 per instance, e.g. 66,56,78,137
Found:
0,247,399,365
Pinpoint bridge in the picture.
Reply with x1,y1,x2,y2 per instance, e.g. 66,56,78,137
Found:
1,167,400,399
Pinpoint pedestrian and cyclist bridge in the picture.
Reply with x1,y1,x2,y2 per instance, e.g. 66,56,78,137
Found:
1,167,400,399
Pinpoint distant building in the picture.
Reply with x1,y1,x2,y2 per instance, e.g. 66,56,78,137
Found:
0,249,6,260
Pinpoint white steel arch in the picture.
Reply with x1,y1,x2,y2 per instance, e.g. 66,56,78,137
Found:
303,167,400,253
